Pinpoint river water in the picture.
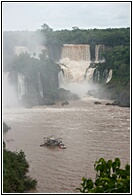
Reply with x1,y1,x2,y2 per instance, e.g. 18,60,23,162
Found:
3,97,130,193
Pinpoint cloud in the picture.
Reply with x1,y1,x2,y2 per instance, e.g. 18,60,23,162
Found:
2,2,130,31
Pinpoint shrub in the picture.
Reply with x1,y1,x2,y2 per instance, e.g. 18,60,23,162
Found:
3,149,37,193
77,158,130,193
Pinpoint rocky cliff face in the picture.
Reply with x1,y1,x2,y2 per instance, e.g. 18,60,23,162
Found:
105,82,130,107
3,55,79,107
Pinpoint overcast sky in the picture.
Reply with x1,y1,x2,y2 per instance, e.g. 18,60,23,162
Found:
2,2,131,31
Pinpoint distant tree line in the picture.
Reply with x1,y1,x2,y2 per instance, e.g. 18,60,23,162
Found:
53,26,130,47
3,25,130,65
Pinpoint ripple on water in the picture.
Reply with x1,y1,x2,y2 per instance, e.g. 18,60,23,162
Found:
3,99,130,193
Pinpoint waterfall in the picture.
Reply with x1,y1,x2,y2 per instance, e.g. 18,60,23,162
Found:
93,69,100,83
61,44,90,61
85,67,96,81
58,58,96,97
93,68,113,83
59,58,94,83
3,72,19,107
95,45,99,63
58,44,108,96
38,72,43,97
14,45,47,58
17,73,26,100
3,72,27,107
106,69,113,83
95,45,105,63
14,46,29,56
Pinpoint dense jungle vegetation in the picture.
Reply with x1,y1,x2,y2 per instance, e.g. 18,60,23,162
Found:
3,142,37,193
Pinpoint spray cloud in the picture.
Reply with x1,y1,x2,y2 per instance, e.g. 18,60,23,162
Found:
3,72,20,107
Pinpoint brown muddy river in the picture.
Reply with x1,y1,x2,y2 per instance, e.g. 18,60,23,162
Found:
3,97,130,193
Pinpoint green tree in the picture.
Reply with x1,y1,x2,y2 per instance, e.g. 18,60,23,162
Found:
77,158,130,193
41,23,53,32
40,23,63,61
93,45,130,86
3,149,37,193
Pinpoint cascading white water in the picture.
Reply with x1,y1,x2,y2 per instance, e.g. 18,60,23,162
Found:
3,72,27,107
95,45,105,63
61,44,90,61
14,46,29,56
18,73,26,100
3,72,19,107
106,69,113,83
58,44,111,97
38,72,43,97
58,58,96,97
59,58,96,83
14,45,47,59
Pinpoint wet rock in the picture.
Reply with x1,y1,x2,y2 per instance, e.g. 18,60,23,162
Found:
106,103,113,105
119,103,130,107
22,94,43,107
61,101,69,106
112,93,130,107
3,122,11,132
104,82,130,108
112,100,120,106
43,98,56,105
94,101,102,104
58,88,79,101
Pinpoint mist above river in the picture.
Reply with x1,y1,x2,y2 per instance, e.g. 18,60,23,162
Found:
3,72,19,108
3,56,102,108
